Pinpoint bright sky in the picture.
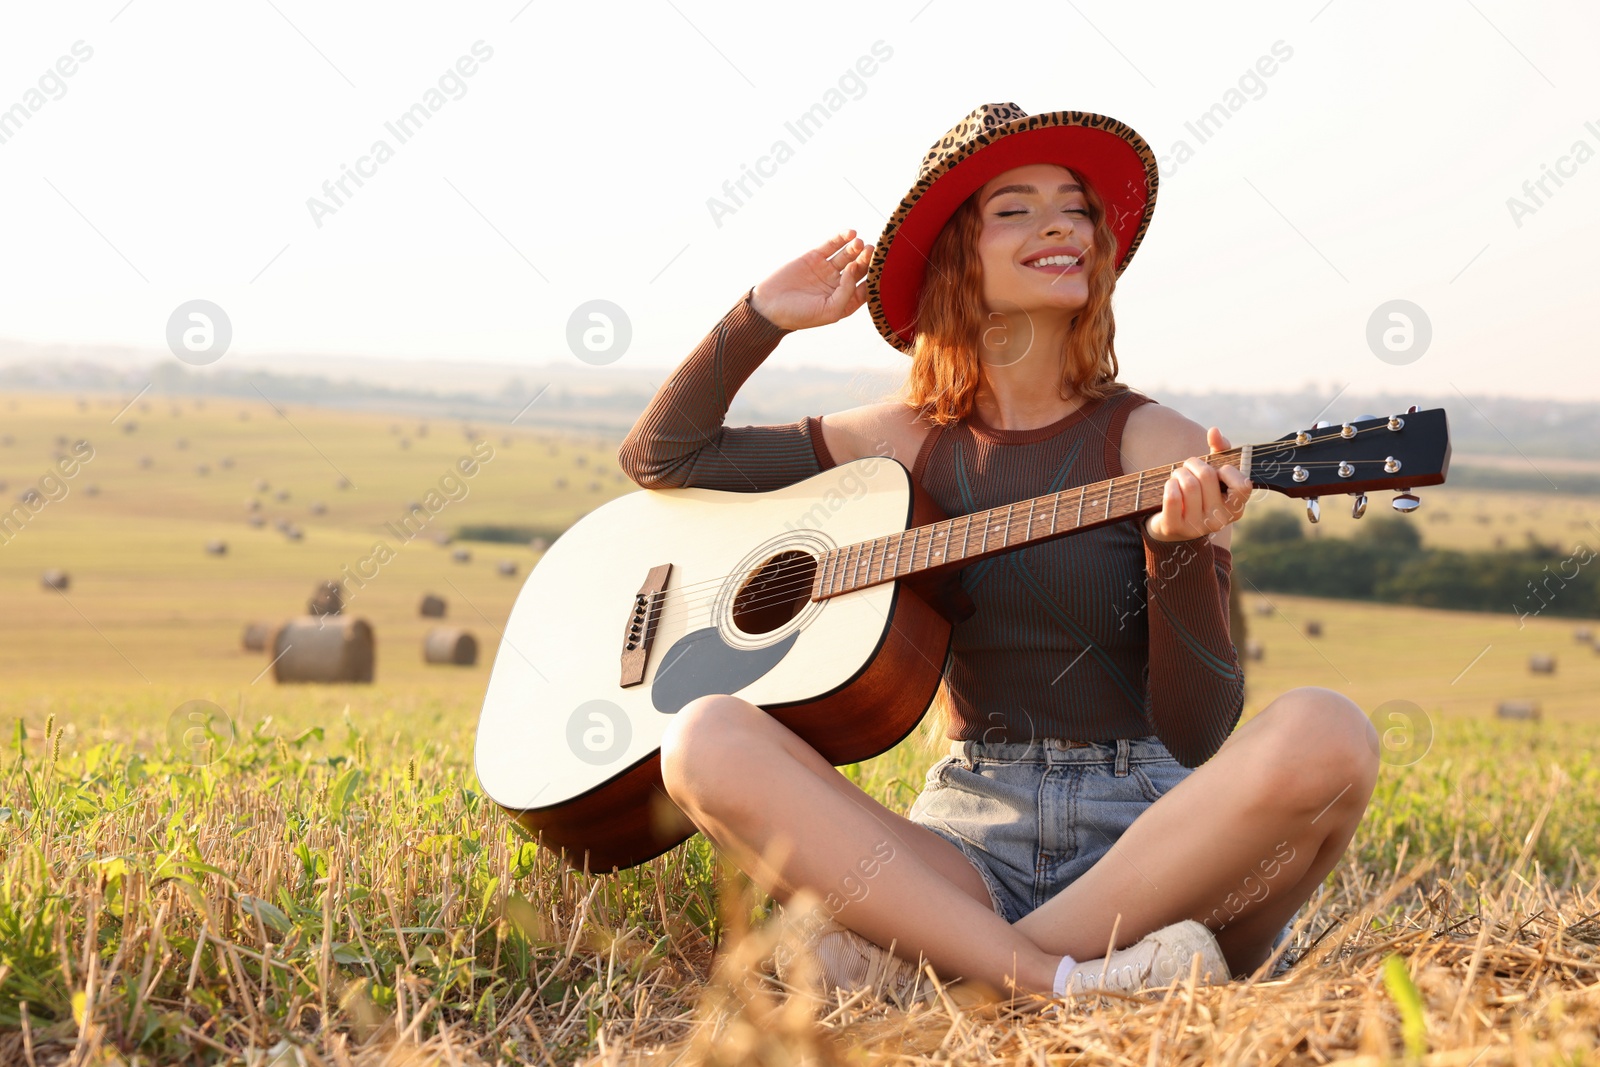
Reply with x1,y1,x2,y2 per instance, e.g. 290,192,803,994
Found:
2,0,1597,400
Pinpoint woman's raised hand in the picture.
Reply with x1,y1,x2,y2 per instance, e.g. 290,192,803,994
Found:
749,229,875,332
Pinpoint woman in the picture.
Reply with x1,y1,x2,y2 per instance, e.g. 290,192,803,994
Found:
618,105,1379,1007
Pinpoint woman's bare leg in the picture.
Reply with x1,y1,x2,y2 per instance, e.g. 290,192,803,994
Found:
659,694,1064,996
1012,685,1379,975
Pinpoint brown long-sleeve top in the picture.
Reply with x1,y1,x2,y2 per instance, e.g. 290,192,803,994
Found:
617,287,1245,767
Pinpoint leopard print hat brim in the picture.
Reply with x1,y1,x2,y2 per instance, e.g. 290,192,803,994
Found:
865,104,1159,356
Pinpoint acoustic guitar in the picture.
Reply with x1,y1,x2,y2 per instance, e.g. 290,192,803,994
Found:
474,408,1451,872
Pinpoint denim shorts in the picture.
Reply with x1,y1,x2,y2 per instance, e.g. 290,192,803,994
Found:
906,735,1294,959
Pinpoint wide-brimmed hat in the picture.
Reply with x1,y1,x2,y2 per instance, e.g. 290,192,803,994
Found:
865,103,1159,355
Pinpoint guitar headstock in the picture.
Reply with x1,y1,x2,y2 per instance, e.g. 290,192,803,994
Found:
1244,407,1450,520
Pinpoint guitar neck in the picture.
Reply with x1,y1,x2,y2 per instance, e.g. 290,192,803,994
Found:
812,447,1248,600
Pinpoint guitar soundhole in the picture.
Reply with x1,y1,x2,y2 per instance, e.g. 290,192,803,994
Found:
731,550,816,635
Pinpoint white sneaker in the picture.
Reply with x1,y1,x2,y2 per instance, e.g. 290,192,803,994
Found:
1063,920,1231,995
774,914,934,1006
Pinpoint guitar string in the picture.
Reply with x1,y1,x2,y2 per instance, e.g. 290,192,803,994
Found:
619,432,1332,608
617,422,1420,614
632,446,1419,625
628,452,1239,616
640,460,1404,629
629,447,1417,627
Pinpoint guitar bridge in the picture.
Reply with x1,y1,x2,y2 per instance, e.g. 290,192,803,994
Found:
619,563,672,688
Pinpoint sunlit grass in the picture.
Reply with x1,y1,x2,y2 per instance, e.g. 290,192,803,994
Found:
4,693,1599,1064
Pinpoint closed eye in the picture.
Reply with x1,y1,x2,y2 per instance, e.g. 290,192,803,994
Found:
996,208,1090,218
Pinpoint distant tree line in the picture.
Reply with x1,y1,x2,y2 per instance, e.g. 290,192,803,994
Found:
1232,512,1598,624
455,523,567,545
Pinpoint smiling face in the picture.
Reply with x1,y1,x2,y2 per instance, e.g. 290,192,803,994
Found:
975,162,1095,320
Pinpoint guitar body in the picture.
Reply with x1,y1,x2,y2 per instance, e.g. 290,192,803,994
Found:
474,457,956,872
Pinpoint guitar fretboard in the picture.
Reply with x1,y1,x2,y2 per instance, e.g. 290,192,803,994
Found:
812,448,1246,599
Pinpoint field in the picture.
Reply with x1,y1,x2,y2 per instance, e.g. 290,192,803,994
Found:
1240,480,1596,555
2,392,1599,1064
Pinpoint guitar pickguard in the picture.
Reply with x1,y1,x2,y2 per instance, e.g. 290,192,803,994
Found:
650,627,800,714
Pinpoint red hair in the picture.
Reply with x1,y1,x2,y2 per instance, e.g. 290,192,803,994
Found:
894,167,1130,426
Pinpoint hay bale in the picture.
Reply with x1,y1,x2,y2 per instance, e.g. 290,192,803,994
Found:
423,627,478,666
246,498,260,511
175,437,188,450
284,525,304,542
399,438,411,449
1305,620,1323,638
254,478,270,491
40,569,69,591
1576,626,1593,644
529,537,549,553
419,593,446,618
555,477,568,490
309,501,327,516
1244,639,1265,662
1497,699,1541,721
195,463,211,476
274,489,290,502
496,559,518,577
205,539,227,556
219,456,234,469
270,616,375,683
335,476,350,490
139,456,152,469
247,514,265,528
308,580,342,616
241,621,272,651
452,547,471,563
1529,654,1556,674
83,484,99,497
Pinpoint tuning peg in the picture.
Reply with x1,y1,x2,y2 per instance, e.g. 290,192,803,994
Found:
1392,489,1420,513
1350,492,1368,518
1306,497,1321,523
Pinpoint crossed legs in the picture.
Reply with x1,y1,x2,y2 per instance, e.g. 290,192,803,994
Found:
659,685,1378,996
